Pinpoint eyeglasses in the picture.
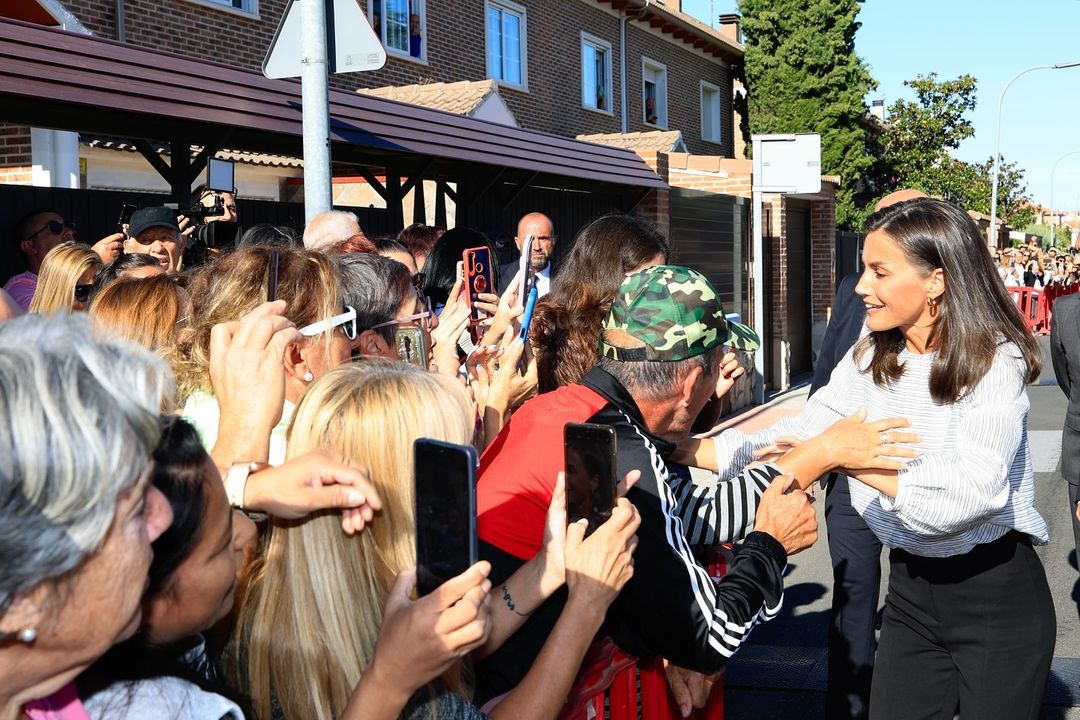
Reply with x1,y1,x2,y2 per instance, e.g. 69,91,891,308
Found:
73,283,92,303
371,289,434,332
27,220,76,240
298,306,357,341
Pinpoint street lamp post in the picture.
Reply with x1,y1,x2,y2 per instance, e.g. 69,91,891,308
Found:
990,61,1080,247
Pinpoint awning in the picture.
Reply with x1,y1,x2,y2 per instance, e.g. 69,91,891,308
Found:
0,17,666,195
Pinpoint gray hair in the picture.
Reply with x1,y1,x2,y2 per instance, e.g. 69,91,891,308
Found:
597,343,723,402
0,314,170,614
337,253,412,344
303,210,359,251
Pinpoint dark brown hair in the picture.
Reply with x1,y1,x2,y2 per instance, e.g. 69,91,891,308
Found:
530,213,669,392
854,198,1040,403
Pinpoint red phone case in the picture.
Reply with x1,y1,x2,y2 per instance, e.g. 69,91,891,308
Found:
464,247,493,324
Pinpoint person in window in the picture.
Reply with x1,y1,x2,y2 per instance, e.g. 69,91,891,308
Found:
409,12,422,57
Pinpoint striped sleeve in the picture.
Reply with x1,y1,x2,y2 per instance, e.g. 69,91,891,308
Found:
669,464,779,545
612,417,787,673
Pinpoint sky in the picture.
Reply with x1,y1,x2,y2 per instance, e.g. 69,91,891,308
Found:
681,0,1080,213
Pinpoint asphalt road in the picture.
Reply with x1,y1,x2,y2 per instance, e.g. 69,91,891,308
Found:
720,339,1080,717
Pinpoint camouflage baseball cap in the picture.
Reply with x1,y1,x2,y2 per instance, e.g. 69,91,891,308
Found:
601,265,760,362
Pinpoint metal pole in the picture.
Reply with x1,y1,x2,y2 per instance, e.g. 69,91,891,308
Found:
752,188,764,404
301,0,332,224
990,61,1080,247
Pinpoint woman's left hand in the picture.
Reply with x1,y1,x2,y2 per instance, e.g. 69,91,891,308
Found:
818,408,920,471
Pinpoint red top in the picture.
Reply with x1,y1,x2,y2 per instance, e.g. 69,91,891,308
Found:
477,384,609,560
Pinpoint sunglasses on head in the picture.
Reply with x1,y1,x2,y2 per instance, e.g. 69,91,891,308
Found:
73,283,93,303
28,220,76,240
298,306,357,342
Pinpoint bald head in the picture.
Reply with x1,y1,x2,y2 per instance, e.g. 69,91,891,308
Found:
304,210,361,251
874,189,927,212
516,212,555,272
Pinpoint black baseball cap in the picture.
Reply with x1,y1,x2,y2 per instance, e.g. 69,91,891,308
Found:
128,206,180,237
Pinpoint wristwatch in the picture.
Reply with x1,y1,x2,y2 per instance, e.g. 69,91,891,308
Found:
224,461,272,518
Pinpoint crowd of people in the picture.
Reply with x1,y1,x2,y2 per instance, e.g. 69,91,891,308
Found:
0,188,1057,720
994,240,1080,289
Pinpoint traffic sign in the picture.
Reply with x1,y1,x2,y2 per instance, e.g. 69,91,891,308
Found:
263,0,386,79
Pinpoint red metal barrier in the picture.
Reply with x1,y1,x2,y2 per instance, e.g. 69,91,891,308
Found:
1005,286,1048,335
1007,283,1080,336
559,546,731,720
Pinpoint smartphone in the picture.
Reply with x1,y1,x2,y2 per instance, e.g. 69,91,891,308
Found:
395,326,428,370
463,246,494,324
519,285,538,342
414,438,478,597
563,422,617,537
117,204,136,235
267,248,280,302
517,234,535,306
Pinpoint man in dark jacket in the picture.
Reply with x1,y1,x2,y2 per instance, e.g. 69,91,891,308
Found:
474,265,820,703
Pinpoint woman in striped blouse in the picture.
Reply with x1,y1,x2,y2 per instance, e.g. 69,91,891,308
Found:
686,197,1053,720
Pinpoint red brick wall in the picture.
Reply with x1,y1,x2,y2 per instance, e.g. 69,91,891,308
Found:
0,124,33,185
59,0,734,154
810,194,836,326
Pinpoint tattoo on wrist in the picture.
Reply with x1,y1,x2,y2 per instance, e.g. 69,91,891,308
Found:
501,583,531,617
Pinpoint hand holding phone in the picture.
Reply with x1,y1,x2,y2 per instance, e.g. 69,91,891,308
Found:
414,439,479,596
564,422,617,537
117,204,136,235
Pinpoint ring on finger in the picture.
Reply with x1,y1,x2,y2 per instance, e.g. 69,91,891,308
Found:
880,431,889,445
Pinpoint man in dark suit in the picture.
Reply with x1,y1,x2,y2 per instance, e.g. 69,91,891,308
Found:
811,272,879,720
1050,291,1080,567
497,211,556,298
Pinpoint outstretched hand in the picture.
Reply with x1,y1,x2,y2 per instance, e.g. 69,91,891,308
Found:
823,408,920,472
243,449,382,535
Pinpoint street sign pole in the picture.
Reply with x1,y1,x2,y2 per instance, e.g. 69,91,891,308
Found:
301,0,332,223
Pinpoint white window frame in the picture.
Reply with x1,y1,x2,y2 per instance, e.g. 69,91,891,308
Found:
580,32,613,115
367,0,428,65
641,57,668,129
700,80,722,144
183,0,259,19
484,0,529,91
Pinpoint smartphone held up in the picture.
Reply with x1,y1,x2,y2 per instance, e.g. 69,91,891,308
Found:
414,438,479,597
563,422,617,537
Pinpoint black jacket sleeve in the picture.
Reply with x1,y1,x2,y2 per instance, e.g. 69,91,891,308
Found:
603,422,787,673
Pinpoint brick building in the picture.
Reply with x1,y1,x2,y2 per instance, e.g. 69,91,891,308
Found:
1,0,744,193
0,0,840,392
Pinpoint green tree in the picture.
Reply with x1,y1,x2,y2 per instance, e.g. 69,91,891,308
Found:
874,73,1033,232
738,0,877,229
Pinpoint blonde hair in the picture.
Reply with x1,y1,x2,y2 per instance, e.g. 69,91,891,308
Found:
29,242,100,314
89,275,186,356
171,245,342,402
227,361,473,720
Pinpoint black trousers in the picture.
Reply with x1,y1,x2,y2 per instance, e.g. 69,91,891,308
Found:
870,531,1055,720
825,473,883,720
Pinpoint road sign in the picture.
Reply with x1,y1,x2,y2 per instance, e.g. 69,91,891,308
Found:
263,0,386,79
751,133,822,194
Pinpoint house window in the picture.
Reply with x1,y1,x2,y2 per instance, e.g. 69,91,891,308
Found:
701,81,722,143
187,0,258,15
581,33,612,113
642,58,668,128
370,0,425,60
486,0,527,89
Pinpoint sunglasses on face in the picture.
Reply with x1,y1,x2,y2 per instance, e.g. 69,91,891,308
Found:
73,283,92,303
28,220,76,240
298,306,358,342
